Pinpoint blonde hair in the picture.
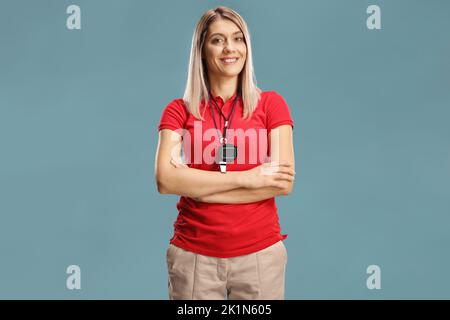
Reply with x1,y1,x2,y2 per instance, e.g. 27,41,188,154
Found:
183,6,261,120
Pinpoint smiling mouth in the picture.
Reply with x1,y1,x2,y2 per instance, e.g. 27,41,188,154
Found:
220,57,239,64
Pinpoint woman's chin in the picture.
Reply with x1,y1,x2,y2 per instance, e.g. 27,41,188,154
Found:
218,69,243,77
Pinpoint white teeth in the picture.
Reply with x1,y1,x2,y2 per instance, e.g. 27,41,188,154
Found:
222,58,237,63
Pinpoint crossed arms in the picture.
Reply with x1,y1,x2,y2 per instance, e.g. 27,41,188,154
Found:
154,125,295,204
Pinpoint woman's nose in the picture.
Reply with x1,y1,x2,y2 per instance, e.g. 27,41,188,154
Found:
223,40,236,53
223,46,235,54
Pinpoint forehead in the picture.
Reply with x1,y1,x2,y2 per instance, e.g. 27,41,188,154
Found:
207,19,242,36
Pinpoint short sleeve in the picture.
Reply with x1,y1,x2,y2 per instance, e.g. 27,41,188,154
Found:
265,91,294,134
158,99,188,132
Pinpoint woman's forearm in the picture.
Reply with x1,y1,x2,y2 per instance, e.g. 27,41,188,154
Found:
156,166,245,198
196,185,291,204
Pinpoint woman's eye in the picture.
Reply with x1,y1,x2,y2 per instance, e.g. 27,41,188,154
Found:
212,37,243,44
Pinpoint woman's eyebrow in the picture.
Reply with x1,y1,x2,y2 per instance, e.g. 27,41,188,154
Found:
209,31,243,38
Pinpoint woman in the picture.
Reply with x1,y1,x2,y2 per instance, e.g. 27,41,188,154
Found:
155,6,296,300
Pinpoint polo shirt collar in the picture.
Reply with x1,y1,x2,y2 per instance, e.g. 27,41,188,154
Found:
212,91,239,104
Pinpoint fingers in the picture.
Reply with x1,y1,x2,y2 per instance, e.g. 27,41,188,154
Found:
170,158,189,169
261,161,295,176
265,160,293,167
264,161,295,171
276,166,296,176
274,173,295,182
170,158,178,168
265,172,295,190
271,181,290,189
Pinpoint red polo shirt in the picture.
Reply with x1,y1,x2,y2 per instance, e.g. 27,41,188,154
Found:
158,90,294,258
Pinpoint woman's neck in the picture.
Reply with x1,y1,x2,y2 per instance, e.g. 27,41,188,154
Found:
209,75,239,102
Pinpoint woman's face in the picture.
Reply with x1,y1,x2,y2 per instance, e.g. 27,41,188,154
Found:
202,19,247,79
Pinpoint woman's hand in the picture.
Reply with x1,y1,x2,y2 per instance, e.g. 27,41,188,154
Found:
169,157,295,201
240,161,295,189
170,157,189,169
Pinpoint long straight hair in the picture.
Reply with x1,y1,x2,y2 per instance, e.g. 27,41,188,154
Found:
183,6,261,120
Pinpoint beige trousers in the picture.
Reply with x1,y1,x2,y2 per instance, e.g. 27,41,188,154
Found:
166,240,288,300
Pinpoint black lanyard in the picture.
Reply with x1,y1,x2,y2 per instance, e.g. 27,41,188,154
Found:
208,90,240,144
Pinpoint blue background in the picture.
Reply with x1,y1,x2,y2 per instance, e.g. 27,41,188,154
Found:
0,0,449,299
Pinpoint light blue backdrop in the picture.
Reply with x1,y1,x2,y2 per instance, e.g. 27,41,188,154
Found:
0,0,449,299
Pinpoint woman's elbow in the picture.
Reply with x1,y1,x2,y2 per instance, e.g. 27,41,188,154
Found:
156,178,166,194
156,181,168,194
155,172,171,194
